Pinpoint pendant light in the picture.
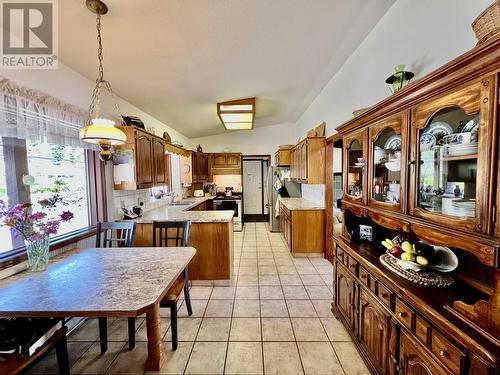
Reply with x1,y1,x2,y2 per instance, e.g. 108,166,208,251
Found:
80,0,126,162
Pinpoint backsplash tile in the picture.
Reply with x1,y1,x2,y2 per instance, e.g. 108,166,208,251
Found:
301,184,325,206
112,188,169,219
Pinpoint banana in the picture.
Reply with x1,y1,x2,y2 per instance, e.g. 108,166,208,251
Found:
385,239,393,246
381,240,392,249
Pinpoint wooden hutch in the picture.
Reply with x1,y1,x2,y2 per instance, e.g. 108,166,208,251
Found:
329,36,500,374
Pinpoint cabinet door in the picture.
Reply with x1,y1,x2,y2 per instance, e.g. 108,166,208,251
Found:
213,154,227,167
192,152,199,183
153,139,166,185
409,78,495,235
136,132,154,188
343,129,368,204
336,263,356,330
400,331,448,375
197,153,209,181
368,113,407,212
226,153,240,167
301,141,308,181
358,288,393,374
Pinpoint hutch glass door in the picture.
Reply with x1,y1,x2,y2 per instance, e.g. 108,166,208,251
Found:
345,137,365,201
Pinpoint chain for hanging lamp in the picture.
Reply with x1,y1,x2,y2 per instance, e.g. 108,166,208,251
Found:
80,0,126,162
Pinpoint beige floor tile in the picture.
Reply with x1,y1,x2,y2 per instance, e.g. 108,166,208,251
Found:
282,285,309,299
71,342,125,375
261,299,289,317
177,299,208,318
263,342,304,375
235,286,259,299
286,300,318,318
257,251,274,259
240,258,258,266
332,341,371,374
197,317,231,341
145,341,194,374
241,253,257,260
237,275,259,286
295,266,318,275
315,265,333,275
211,286,236,299
291,318,329,341
259,275,281,286
262,317,295,341
304,285,333,300
28,342,93,375
185,341,227,374
297,342,344,375
257,257,275,265
233,299,261,317
68,318,101,342
230,318,261,341
320,317,352,341
279,274,303,286
258,266,278,275
164,317,202,342
292,258,311,265
205,299,234,317
300,274,326,286
277,266,298,275
136,317,170,341
239,266,258,276
106,342,149,374
320,273,334,287
260,286,284,299
311,300,335,317
189,286,213,299
225,342,264,374
106,318,134,341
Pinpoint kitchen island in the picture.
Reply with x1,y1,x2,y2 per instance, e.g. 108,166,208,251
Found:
125,197,234,282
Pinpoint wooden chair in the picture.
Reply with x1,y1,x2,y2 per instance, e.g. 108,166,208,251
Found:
95,221,136,353
0,320,69,375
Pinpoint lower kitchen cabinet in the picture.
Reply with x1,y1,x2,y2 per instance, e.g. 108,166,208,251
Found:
400,331,449,375
336,262,356,331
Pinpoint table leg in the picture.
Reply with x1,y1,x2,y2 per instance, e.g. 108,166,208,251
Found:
144,303,165,371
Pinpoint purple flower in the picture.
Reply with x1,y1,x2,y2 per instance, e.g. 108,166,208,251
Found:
29,212,47,221
59,211,74,222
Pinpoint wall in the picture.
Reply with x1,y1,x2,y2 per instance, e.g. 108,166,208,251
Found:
295,0,492,137
190,122,297,160
302,184,325,206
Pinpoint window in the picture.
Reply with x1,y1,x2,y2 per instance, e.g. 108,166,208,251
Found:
0,137,91,255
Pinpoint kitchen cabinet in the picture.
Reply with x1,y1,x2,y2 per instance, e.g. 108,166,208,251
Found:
275,145,293,166
212,153,241,168
289,136,326,183
192,152,209,183
113,127,168,190
279,202,325,254
189,199,213,211
335,262,357,331
399,331,448,375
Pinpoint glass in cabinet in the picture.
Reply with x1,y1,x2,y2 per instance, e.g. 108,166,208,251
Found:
368,114,406,211
343,130,367,203
410,78,494,234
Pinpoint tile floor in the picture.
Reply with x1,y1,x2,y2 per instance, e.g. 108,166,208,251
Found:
28,223,369,374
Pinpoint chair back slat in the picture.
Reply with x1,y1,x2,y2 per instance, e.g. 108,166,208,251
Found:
96,222,136,248
153,221,191,247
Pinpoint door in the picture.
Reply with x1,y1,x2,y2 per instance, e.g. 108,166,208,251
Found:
358,288,393,374
136,131,154,188
243,160,263,214
153,139,166,185
400,331,448,375
336,263,356,330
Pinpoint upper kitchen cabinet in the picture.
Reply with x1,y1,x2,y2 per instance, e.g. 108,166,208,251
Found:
343,130,367,204
290,136,326,183
409,78,495,235
211,153,242,175
368,112,408,212
275,144,293,166
192,152,209,183
113,127,169,190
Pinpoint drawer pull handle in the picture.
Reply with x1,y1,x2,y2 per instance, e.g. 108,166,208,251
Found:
439,350,448,358
360,275,367,279
381,293,389,298
398,312,406,318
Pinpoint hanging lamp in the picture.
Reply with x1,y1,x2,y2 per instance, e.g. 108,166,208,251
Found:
80,0,126,162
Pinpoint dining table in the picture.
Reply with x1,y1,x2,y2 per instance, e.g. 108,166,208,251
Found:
0,246,196,371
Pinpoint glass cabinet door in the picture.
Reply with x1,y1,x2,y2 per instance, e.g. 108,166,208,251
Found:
410,78,494,234
343,131,367,203
368,114,405,211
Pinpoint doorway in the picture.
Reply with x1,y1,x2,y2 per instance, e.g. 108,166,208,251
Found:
242,155,270,222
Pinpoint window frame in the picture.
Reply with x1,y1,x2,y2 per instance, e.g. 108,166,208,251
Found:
0,149,107,271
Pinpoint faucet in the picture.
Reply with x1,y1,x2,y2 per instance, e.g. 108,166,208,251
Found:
166,192,179,205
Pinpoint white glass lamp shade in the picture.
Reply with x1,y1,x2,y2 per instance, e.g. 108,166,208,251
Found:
80,118,126,145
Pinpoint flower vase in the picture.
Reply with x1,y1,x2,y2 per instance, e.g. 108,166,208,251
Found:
25,236,49,272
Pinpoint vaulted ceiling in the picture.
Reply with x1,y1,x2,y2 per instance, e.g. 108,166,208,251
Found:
60,0,394,137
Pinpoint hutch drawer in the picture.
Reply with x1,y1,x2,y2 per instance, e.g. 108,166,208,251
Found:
377,282,394,310
359,266,370,287
431,329,466,375
346,255,358,276
415,315,430,345
395,299,414,331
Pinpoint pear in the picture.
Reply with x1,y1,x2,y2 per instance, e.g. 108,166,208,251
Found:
401,252,416,262
401,241,414,253
416,256,429,266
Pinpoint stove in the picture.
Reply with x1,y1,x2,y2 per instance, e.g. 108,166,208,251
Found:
213,193,243,231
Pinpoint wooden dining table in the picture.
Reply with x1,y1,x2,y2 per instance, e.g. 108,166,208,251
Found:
0,246,196,371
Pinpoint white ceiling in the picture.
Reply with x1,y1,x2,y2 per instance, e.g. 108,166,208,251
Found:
60,0,394,138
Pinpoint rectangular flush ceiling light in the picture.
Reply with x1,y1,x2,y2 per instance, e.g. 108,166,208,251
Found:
217,97,255,131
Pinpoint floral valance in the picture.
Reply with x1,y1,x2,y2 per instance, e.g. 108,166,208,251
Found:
0,76,92,148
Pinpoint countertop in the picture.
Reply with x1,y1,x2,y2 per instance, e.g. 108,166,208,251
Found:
124,196,234,224
279,197,325,211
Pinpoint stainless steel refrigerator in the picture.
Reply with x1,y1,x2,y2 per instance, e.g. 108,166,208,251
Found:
268,167,301,232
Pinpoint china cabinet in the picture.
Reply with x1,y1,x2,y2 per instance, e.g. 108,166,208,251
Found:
327,36,500,375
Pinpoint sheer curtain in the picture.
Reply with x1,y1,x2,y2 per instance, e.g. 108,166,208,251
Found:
0,76,92,148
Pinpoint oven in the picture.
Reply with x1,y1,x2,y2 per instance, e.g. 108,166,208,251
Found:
213,198,243,231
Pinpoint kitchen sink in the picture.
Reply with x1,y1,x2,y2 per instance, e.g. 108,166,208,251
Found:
170,200,196,206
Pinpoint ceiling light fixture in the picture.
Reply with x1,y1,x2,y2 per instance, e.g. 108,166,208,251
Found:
80,0,126,162
217,98,255,131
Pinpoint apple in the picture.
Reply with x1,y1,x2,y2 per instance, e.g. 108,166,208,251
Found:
389,245,403,258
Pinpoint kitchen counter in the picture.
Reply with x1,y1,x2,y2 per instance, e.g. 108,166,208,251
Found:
279,197,325,211
123,196,234,224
